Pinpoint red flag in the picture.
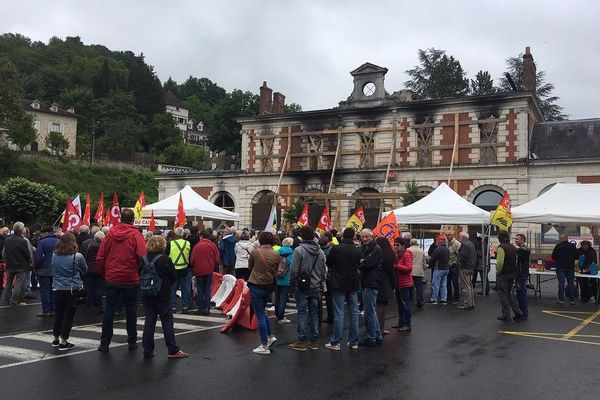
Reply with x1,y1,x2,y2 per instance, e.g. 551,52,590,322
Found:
110,192,121,226
62,199,82,233
174,193,187,228
94,192,105,226
104,211,111,228
373,212,401,245
148,210,156,233
82,194,91,226
297,204,309,226
316,203,331,234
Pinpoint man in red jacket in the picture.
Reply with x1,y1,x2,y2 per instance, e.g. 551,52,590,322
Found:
96,208,146,353
190,230,220,315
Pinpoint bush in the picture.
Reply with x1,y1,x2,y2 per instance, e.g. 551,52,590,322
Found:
158,143,208,170
0,177,61,225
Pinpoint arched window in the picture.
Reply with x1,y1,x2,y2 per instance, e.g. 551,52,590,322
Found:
212,191,235,213
251,190,278,230
473,190,503,212
352,187,380,229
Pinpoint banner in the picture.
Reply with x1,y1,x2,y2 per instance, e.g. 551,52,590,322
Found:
490,192,512,230
316,203,331,235
82,194,91,226
174,193,187,228
62,199,82,233
346,205,366,232
297,204,309,226
133,191,146,222
373,212,400,245
94,192,105,226
109,192,121,227
265,203,277,233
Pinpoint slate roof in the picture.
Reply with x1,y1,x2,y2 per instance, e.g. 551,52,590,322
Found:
22,100,77,118
164,90,186,108
530,119,600,160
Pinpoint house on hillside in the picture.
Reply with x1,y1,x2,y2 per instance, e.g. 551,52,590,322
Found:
164,90,189,137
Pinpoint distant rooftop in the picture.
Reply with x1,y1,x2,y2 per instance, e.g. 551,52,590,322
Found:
530,118,600,160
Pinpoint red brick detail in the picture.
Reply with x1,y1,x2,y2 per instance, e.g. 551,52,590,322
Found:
279,184,303,194
192,187,212,199
506,109,518,162
438,179,473,197
290,125,303,170
577,176,600,184
279,127,289,171
400,118,409,166
247,129,256,173
440,113,472,165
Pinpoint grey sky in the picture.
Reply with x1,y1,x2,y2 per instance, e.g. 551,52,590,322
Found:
3,0,599,119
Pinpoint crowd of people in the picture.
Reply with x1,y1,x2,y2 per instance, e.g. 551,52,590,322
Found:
1,212,598,357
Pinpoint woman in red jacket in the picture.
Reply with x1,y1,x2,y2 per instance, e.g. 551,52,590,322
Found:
394,238,413,332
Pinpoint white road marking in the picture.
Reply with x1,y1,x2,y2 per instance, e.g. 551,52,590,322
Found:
171,313,229,323
14,333,99,349
0,345,47,361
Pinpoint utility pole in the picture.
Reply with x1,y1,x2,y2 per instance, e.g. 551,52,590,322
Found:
91,121,98,165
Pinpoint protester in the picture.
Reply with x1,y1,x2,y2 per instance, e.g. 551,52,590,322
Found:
457,232,476,310
275,238,294,324
81,231,105,313
324,227,361,351
407,238,425,307
219,228,238,275
51,233,88,350
318,234,334,323
446,232,461,304
76,225,92,249
234,230,256,280
187,225,200,250
393,237,412,332
96,208,147,353
141,236,189,359
248,231,280,355
427,235,450,305
551,234,578,305
190,230,220,315
0,222,33,307
358,229,383,347
0,227,9,290
515,233,531,318
372,237,395,335
576,240,597,303
472,236,490,296
166,227,191,313
496,230,524,321
33,226,60,316
289,225,326,351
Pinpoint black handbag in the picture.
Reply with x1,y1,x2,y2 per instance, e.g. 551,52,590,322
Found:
297,253,320,291
71,254,88,305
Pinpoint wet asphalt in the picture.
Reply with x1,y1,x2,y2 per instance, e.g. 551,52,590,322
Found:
0,279,599,400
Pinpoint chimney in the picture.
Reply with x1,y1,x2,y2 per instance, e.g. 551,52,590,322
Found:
259,81,273,115
522,46,536,93
272,92,286,114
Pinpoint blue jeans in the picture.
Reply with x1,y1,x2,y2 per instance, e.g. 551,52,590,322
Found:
38,276,54,313
447,266,460,302
195,274,212,312
296,289,320,342
275,285,290,320
85,274,105,311
396,287,412,328
330,289,359,345
432,269,449,302
143,299,179,355
249,285,273,345
515,276,529,317
101,284,139,346
171,268,191,310
362,287,381,342
557,269,575,301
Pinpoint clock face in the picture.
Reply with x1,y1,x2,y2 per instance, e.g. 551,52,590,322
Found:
363,82,376,96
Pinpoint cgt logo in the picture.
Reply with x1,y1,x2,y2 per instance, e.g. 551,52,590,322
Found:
111,206,120,218
67,213,81,230
377,223,396,239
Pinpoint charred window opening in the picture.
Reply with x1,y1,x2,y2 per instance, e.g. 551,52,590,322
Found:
259,137,274,172
477,110,499,165
356,121,379,169
415,115,435,167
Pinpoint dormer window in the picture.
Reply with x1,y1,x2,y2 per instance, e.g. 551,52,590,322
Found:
50,104,58,112
198,121,204,131
31,100,40,110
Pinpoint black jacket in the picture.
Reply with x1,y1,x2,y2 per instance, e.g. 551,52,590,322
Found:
76,233,92,250
516,244,531,278
577,246,598,273
552,241,577,270
429,245,449,270
3,234,31,271
140,252,177,304
81,238,102,275
377,260,396,304
359,241,382,289
326,238,361,291
498,242,517,277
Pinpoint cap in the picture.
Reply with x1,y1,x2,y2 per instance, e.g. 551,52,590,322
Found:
437,235,447,241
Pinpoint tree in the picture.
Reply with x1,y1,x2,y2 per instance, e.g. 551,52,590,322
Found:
401,179,421,206
404,48,470,99
158,143,208,170
45,131,70,155
0,177,61,225
283,198,305,224
499,54,567,121
179,76,226,105
284,103,303,113
208,90,259,155
140,112,182,153
184,95,214,126
470,70,497,95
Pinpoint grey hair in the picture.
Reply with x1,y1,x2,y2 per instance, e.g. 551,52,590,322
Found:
282,237,294,247
360,229,374,236
101,226,110,234
144,231,154,240
79,225,90,234
459,231,469,240
94,231,105,242
91,225,100,235
13,222,25,234
410,238,418,246
403,232,412,240
174,227,184,237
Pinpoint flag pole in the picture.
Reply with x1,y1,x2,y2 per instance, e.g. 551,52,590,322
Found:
272,133,292,230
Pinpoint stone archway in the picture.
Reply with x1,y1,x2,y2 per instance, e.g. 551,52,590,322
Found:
251,190,279,230
351,187,380,229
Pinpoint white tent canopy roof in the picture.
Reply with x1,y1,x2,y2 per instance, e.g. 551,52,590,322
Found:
512,183,600,223
386,182,490,225
142,185,240,221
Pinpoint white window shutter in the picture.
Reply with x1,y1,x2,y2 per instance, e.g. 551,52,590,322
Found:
60,124,65,133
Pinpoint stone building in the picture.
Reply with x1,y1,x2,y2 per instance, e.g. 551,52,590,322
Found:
156,49,600,246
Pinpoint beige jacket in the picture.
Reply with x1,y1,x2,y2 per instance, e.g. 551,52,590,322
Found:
448,238,461,266
408,245,426,277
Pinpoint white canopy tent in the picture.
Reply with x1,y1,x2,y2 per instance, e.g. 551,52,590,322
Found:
512,183,600,223
385,182,490,225
142,185,240,221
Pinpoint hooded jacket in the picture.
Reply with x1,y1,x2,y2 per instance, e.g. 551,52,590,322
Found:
219,235,238,267
190,238,220,276
96,223,146,285
290,241,326,291
234,240,257,270
276,245,294,286
326,238,361,291
34,234,60,275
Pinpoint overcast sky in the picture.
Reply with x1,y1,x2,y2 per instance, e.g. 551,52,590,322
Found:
3,0,599,119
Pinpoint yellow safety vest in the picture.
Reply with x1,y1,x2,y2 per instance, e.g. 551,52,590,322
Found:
169,239,191,270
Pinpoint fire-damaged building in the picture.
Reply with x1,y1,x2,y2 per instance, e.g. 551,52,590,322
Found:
156,48,600,243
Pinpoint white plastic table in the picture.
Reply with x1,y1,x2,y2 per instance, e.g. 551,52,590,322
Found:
528,268,600,299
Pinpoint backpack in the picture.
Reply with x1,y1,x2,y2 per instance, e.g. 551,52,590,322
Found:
140,254,164,296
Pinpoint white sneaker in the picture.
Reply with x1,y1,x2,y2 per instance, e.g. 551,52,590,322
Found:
346,342,358,350
266,306,275,312
266,336,277,349
277,318,291,324
325,342,341,351
252,345,270,355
